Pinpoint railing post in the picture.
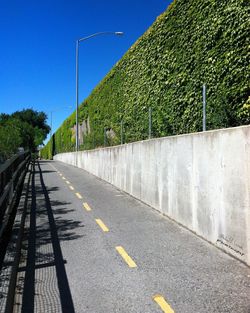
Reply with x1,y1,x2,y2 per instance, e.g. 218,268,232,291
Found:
149,107,152,139
203,84,206,131
104,127,107,147
120,120,124,145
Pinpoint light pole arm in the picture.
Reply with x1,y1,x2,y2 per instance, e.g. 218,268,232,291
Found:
75,31,123,152
78,31,123,42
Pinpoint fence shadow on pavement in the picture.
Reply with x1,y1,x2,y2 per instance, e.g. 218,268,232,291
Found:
19,161,82,313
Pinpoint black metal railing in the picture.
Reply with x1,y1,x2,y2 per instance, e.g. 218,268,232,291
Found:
0,153,29,197
0,152,31,269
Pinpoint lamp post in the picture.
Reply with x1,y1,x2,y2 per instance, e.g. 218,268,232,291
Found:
50,106,72,139
50,111,53,139
75,31,124,151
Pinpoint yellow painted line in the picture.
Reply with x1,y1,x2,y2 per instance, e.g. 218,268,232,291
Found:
83,202,91,211
75,192,83,199
66,180,70,184
153,295,174,313
115,246,137,268
62,176,66,180
95,219,109,232
69,185,74,190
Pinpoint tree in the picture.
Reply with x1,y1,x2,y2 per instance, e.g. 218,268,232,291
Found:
0,109,50,161
0,119,22,161
11,109,50,150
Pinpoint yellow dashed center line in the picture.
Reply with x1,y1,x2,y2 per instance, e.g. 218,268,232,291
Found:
95,219,109,232
83,203,91,211
153,295,174,313
115,246,137,268
51,164,174,313
75,192,83,199
52,164,174,313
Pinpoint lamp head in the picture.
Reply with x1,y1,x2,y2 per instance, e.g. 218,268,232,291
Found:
115,32,124,36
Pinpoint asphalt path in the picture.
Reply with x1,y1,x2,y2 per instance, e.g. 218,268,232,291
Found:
24,160,250,313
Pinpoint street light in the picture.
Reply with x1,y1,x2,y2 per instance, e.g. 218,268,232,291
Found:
50,106,72,139
75,31,124,151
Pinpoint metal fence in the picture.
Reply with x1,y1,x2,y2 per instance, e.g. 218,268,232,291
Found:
0,152,30,269
50,86,208,154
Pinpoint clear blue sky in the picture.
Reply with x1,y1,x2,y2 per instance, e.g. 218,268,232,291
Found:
0,0,171,143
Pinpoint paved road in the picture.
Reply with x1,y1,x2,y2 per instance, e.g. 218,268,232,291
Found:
14,160,250,312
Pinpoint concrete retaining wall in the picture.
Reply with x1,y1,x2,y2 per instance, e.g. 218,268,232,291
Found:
54,125,250,265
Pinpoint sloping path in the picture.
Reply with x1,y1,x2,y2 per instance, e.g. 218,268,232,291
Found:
14,160,250,312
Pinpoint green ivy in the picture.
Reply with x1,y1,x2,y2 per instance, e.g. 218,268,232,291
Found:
41,0,250,158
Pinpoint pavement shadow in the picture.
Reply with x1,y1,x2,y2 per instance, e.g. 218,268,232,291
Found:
20,161,80,313
34,170,56,174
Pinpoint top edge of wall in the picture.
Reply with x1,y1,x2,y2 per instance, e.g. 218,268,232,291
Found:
55,124,250,155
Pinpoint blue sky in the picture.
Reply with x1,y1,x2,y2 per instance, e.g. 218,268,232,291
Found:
0,0,171,143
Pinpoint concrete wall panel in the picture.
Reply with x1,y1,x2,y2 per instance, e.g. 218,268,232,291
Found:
54,125,250,265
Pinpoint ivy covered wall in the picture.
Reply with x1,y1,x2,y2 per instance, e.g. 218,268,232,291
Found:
41,0,250,158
